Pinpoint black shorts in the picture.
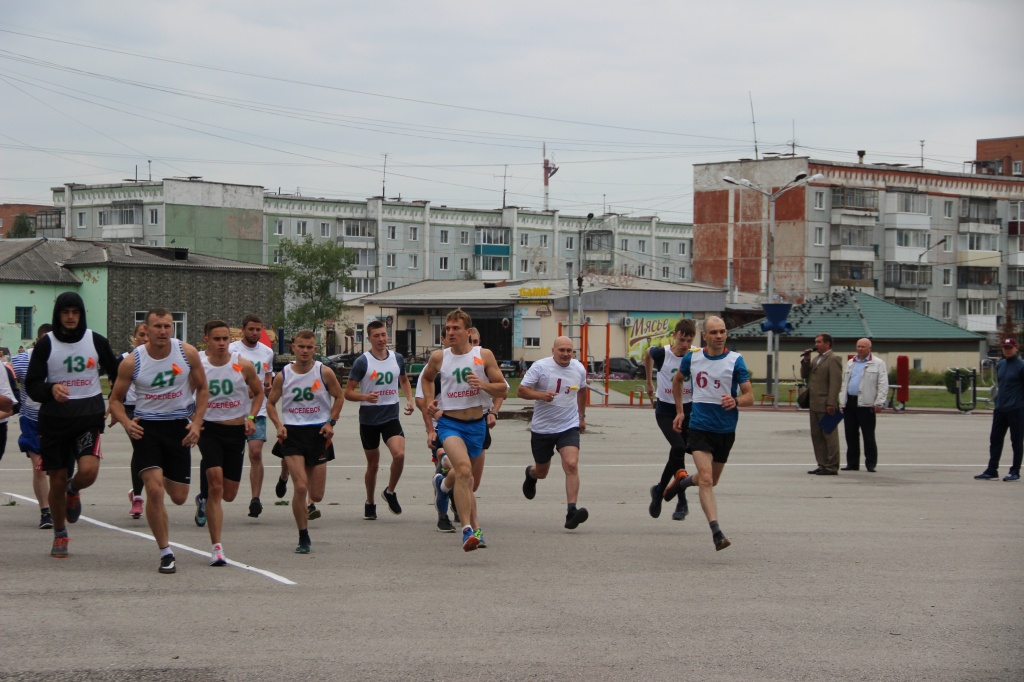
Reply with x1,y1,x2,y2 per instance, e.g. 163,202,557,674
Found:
39,416,104,473
0,422,6,461
198,421,246,483
483,426,492,451
132,419,192,485
274,424,330,467
359,419,405,451
685,429,736,464
530,427,581,464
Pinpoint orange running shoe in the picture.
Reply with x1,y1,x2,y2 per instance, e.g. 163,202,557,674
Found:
663,468,688,501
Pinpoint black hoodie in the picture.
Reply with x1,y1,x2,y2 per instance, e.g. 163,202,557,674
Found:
26,291,120,429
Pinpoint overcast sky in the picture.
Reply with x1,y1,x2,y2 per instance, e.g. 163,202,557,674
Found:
1,1,1021,221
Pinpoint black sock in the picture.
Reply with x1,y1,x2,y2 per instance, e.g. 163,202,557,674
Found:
66,481,79,495
41,507,50,514
709,520,721,536
680,475,695,490
567,503,577,514
54,527,68,537
299,529,310,541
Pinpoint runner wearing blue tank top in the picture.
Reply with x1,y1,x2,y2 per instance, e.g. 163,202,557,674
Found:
665,316,753,552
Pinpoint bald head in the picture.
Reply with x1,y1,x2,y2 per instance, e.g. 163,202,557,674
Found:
856,338,872,360
553,335,575,367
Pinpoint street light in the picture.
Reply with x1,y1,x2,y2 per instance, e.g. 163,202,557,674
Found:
577,213,594,329
722,171,825,408
914,236,947,315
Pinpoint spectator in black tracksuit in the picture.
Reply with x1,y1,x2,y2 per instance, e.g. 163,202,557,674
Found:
974,337,1024,482
26,291,119,559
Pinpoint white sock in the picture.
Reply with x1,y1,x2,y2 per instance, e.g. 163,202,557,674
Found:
439,480,451,494
463,525,473,534
159,545,173,558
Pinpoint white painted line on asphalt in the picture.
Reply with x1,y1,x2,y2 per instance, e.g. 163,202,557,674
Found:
4,491,297,586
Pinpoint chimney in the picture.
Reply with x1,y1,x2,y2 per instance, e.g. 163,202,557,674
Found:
857,150,865,164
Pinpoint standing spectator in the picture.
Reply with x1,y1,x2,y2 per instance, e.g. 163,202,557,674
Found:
839,338,888,472
974,338,1024,481
11,325,53,529
801,333,844,476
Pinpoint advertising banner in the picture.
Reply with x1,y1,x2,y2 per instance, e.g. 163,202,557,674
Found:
626,313,680,363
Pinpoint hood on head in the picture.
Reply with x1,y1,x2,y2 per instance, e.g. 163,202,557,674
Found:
52,291,88,343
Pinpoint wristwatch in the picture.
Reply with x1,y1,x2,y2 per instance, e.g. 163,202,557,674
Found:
246,415,256,421
329,419,337,426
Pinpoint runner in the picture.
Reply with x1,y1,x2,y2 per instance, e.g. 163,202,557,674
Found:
26,292,120,560
420,309,507,552
344,320,415,520
416,328,455,532
516,335,590,530
666,316,753,551
197,320,264,566
643,319,697,520
11,324,53,529
112,322,148,520
227,314,278,519
109,307,208,574
266,331,344,554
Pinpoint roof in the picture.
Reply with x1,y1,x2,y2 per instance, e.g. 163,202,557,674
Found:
728,290,985,342
0,238,267,283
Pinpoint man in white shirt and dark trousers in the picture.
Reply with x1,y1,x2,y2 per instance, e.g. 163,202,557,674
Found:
517,336,590,530
839,338,888,472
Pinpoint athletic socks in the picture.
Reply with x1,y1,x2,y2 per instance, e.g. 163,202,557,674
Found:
680,475,695,490
439,479,451,495
299,529,310,542
54,527,68,538
567,503,577,514
709,520,721,536
159,545,173,558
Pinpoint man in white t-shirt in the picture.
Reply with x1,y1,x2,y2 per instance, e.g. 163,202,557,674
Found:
516,336,590,530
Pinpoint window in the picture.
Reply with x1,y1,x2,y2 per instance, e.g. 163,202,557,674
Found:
942,302,951,319
135,311,186,341
149,209,158,225
638,239,647,253
814,263,824,281
439,256,449,271
662,266,670,278
320,222,330,238
387,281,396,290
274,219,283,235
539,234,548,247
343,220,374,237
958,299,997,315
388,225,397,240
678,242,686,256
460,230,470,245
1011,202,1023,222
536,261,547,275
943,268,952,286
636,265,646,277
565,236,575,251
480,255,509,271
520,233,529,246
341,278,376,294
98,207,137,226
520,259,529,273
814,226,824,246
1014,160,1023,175
831,187,878,210
440,229,449,244
15,306,32,339
661,242,669,254
296,220,307,236
620,238,628,251
432,322,444,346
522,317,541,348
814,191,825,209
959,233,998,252
409,226,419,241
409,254,418,269
944,237,952,252
273,249,282,264
896,230,930,248
459,257,468,272
944,201,953,218
678,266,686,279
387,253,396,268
476,228,510,245
77,212,86,228
896,193,928,214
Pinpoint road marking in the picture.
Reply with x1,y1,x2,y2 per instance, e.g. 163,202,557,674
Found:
4,492,296,586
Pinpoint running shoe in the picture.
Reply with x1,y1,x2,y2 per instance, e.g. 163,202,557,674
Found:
194,494,207,527
159,554,177,574
648,484,663,518
672,490,689,521
307,503,321,520
295,538,311,554
565,507,589,530
128,490,143,519
39,510,53,530
432,473,449,516
248,497,263,518
275,476,288,499
461,526,480,552
436,516,455,533
522,465,537,500
382,489,402,515
364,502,377,520
210,544,227,567
714,533,731,552
1004,472,1020,482
663,468,688,501
973,470,999,480
51,535,69,558
66,489,82,524
474,528,487,548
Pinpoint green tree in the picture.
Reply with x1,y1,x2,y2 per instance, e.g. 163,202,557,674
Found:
272,235,356,335
9,213,35,238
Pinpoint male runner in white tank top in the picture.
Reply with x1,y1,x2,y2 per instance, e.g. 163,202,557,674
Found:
198,320,264,566
266,330,344,554
419,309,507,552
109,307,209,574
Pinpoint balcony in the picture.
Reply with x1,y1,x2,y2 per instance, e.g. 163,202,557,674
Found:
830,188,878,216
829,262,873,288
957,250,1001,268
884,263,931,290
958,218,1001,234
830,244,874,262
958,315,999,333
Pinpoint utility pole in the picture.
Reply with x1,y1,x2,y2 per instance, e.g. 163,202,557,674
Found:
543,143,558,211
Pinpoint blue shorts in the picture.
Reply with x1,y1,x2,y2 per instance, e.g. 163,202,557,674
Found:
436,415,486,459
246,416,267,442
18,415,41,455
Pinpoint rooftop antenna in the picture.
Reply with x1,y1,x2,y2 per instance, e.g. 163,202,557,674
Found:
920,140,925,168
543,143,558,211
791,119,797,156
381,153,388,198
749,92,759,160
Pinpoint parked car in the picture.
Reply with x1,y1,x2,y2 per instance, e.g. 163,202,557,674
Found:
589,357,644,379
326,352,361,368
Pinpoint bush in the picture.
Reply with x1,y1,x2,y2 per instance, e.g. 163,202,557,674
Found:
887,368,947,386
943,368,971,395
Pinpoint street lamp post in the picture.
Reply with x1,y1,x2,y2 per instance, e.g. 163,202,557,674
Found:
914,236,946,316
723,172,824,407
577,213,594,330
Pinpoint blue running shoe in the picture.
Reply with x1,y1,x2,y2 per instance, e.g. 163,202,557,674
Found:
462,526,480,552
433,473,449,516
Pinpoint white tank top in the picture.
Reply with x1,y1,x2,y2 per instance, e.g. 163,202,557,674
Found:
133,340,195,420
121,351,138,405
689,351,740,405
279,361,332,426
439,346,486,411
657,344,693,406
229,340,274,417
202,352,250,422
358,350,401,407
45,330,101,400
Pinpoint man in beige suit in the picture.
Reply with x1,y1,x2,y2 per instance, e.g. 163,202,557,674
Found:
800,333,844,475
